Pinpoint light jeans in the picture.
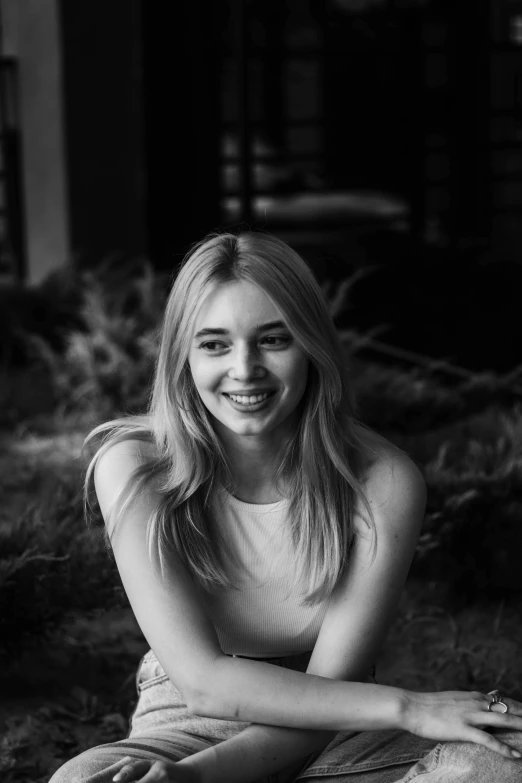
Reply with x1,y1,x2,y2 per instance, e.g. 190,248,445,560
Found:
48,649,522,782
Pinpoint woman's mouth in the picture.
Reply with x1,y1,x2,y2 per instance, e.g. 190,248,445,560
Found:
223,390,277,412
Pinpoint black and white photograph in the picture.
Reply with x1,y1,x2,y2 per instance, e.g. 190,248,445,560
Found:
1,2,522,782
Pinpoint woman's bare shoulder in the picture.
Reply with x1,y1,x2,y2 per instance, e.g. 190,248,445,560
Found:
353,424,426,526
95,437,158,476
93,437,162,520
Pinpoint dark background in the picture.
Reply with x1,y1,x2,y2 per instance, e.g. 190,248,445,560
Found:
2,7,522,780
2,0,522,372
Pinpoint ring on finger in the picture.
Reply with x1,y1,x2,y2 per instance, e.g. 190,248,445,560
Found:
487,689,509,714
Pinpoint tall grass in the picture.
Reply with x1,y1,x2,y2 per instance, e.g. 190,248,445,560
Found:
0,464,124,657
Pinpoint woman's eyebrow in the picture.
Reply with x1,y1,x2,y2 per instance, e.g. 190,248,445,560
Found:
194,320,288,339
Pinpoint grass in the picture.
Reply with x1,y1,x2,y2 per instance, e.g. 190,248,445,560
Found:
1,260,522,781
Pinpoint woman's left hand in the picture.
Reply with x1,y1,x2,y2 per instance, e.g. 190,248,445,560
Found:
112,758,199,783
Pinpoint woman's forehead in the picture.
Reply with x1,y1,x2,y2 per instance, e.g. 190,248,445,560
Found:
193,281,283,331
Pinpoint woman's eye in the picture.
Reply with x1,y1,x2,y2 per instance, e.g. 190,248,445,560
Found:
200,341,226,351
199,336,291,352
262,335,291,347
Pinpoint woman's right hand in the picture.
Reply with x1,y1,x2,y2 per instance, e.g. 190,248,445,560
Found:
402,690,522,760
112,758,200,782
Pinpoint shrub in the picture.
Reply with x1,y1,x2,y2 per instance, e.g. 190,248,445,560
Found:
36,261,167,420
412,407,522,603
0,469,124,656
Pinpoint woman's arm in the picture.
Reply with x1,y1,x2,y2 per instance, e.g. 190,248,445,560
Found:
173,452,522,779
186,450,426,736
173,449,427,783
95,441,408,732
177,726,331,783
105,445,522,783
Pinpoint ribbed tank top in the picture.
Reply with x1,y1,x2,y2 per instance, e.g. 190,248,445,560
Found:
205,485,330,658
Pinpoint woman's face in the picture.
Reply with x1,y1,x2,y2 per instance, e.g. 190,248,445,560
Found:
188,280,309,443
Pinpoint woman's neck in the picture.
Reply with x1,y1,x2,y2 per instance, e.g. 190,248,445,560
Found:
218,435,290,503
225,450,285,503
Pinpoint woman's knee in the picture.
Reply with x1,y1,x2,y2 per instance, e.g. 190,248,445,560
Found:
48,755,85,783
435,733,522,782
492,728,522,757
48,746,132,783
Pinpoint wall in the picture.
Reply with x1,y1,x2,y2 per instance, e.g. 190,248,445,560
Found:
1,0,70,284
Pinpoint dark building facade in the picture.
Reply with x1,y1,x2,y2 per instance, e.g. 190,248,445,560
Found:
1,0,521,283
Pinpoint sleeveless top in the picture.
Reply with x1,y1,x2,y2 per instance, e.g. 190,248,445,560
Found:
205,485,331,658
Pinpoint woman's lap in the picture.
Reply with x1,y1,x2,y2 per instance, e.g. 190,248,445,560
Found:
47,730,211,783
48,728,522,783
47,652,522,782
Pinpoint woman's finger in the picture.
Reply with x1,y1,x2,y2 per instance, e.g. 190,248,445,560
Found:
505,697,522,717
466,727,522,760
480,693,522,718
472,711,522,732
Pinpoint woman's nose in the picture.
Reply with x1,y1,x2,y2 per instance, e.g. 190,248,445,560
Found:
229,345,263,380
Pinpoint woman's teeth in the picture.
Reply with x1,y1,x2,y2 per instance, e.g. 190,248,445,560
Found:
228,392,271,404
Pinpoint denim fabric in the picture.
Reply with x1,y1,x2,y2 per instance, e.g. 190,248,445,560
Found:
291,730,438,782
48,649,522,783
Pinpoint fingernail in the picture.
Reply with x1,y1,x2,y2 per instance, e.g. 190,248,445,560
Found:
512,750,521,759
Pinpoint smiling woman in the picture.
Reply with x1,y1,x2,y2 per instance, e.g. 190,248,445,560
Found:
81,231,375,601
188,281,309,497
48,232,522,783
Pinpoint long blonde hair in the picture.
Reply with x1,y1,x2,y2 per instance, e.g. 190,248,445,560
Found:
85,231,379,603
